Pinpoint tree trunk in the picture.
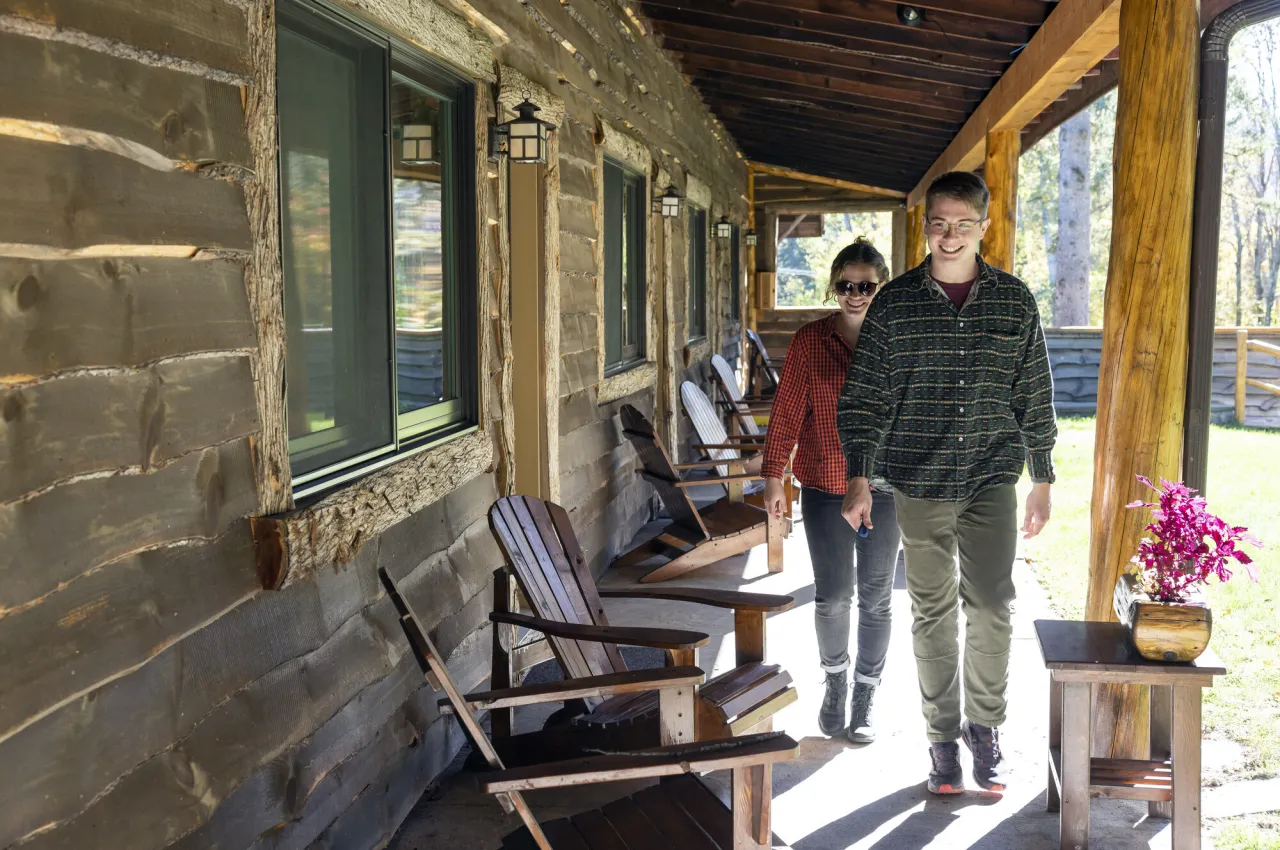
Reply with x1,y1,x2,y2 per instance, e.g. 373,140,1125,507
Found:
1055,110,1092,326
1233,196,1244,326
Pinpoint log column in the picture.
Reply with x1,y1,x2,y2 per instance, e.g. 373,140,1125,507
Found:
1088,0,1198,759
747,167,757,332
907,203,926,268
891,207,908,278
982,129,1019,271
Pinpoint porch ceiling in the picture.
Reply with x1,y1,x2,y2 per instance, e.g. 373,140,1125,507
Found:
638,0,1060,193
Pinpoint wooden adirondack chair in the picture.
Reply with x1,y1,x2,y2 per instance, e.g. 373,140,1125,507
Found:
680,380,794,528
617,404,784,582
710,353,771,439
746,329,782,399
379,567,798,850
486,495,798,752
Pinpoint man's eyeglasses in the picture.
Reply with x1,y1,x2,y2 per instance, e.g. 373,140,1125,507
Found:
927,219,982,236
835,280,878,297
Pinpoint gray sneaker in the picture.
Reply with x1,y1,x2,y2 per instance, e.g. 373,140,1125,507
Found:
818,670,847,736
847,683,876,743
928,741,965,795
962,721,1008,791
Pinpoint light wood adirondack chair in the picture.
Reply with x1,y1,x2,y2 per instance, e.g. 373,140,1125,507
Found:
710,354,772,439
379,567,799,850
680,380,794,528
617,404,784,582
486,495,798,750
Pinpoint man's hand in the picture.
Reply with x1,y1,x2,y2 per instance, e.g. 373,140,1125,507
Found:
762,477,787,519
1022,483,1052,539
841,477,874,532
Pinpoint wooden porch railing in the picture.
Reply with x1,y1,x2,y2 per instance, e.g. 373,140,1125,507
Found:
1236,329,1280,423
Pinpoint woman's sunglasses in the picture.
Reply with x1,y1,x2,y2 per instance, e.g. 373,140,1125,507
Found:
835,280,878,297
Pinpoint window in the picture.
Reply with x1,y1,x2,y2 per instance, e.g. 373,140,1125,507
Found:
603,158,646,373
730,223,741,319
278,0,477,498
688,206,707,340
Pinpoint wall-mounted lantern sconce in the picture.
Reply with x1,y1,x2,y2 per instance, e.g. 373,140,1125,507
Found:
745,229,758,246
896,4,925,26
714,216,733,239
491,98,555,164
654,185,683,218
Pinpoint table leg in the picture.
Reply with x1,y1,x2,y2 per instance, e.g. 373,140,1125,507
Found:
1061,681,1091,850
1150,683,1173,819
1171,685,1202,850
1048,674,1063,813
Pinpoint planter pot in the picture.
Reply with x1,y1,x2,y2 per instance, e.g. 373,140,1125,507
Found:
1113,573,1212,663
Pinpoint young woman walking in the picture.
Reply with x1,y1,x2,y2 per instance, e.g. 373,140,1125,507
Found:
760,238,902,743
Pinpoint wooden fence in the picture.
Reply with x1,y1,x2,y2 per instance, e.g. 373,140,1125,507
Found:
1235,329,1280,423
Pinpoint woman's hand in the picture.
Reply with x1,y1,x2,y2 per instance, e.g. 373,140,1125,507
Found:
763,477,787,518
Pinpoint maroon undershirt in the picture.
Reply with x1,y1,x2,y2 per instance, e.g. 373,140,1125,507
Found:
933,275,977,309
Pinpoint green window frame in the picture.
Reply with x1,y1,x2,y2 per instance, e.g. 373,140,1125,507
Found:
688,205,707,341
603,157,647,374
278,0,478,500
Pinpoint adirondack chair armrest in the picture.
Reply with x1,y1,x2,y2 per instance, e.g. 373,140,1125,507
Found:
673,459,737,470
714,400,772,410
673,473,761,487
479,731,800,793
438,665,706,714
490,611,710,651
598,587,795,613
690,443,762,454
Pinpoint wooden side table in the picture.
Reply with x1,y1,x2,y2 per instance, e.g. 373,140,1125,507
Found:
1033,620,1226,850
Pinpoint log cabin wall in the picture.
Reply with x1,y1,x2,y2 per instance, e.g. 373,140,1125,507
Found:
0,1,746,848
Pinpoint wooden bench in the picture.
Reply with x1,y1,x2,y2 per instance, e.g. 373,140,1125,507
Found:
380,566,799,849
1034,619,1226,850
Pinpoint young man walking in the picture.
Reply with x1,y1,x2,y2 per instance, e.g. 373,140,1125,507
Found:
836,171,1056,794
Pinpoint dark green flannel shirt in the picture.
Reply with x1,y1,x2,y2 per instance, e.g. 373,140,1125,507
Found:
836,255,1057,501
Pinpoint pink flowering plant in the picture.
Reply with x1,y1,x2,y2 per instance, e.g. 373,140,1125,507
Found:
1125,475,1262,603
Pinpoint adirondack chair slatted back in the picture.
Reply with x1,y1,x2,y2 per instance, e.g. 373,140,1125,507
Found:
378,568,551,845
746,329,780,393
618,405,710,540
489,496,628,701
680,381,737,479
710,354,765,438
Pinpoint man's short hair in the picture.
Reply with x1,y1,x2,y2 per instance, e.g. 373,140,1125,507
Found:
925,171,990,219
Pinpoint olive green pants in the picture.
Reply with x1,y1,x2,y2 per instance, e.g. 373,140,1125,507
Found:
893,484,1018,742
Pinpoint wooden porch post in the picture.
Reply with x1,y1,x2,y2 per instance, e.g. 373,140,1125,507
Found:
1088,0,1198,759
747,167,757,332
907,203,926,268
982,129,1019,272
891,207,908,278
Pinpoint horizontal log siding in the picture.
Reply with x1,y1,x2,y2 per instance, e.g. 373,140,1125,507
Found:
0,0,747,848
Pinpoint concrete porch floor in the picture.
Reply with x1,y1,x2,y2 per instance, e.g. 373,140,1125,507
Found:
388,493,1191,850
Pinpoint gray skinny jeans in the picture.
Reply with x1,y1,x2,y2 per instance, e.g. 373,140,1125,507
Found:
801,486,901,684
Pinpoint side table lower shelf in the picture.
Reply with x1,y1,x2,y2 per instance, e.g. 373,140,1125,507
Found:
1048,746,1173,803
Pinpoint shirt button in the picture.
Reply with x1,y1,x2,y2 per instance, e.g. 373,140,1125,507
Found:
959,321,965,328
959,406,965,413
959,379,965,386
958,436,965,442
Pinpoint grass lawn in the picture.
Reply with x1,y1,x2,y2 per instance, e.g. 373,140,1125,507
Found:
1015,418,1280,782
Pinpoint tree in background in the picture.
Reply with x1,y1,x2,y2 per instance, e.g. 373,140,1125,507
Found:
1055,110,1092,326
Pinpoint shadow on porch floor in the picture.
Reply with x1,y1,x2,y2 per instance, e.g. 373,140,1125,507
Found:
387,492,1182,849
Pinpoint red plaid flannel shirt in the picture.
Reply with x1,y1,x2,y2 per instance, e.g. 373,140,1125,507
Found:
761,314,854,494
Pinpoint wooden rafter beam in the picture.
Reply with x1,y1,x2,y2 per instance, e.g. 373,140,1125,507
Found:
905,0,1122,207
747,161,905,199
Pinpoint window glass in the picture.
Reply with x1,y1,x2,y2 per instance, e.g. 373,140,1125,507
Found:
604,158,646,372
688,206,707,339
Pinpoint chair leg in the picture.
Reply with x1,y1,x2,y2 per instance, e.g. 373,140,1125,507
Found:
733,730,772,850
491,568,515,738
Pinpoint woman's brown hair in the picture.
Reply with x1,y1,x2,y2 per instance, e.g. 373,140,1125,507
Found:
825,237,891,304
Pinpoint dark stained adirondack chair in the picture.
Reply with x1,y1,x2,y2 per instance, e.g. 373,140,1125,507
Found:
745,329,782,399
680,380,794,528
485,495,798,752
617,404,784,582
379,567,799,850
710,353,772,440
